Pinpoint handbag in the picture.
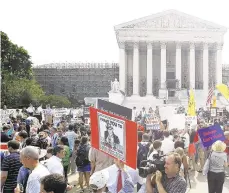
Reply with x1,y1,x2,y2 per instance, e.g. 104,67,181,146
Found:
202,151,212,176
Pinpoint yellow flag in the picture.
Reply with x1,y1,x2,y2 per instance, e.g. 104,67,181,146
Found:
187,89,196,116
216,84,229,100
212,95,217,107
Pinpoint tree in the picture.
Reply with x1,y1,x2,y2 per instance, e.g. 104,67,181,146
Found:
1,73,45,108
40,95,71,108
1,32,33,79
1,32,72,108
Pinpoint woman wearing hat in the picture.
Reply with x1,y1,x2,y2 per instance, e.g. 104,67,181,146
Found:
206,140,228,193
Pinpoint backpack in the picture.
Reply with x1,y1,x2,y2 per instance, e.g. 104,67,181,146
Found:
137,143,150,168
75,144,90,167
37,138,48,149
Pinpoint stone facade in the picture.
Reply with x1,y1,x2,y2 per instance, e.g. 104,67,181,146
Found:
33,63,119,100
115,10,227,98
33,63,229,100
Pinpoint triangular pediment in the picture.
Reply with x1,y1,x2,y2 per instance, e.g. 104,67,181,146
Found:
115,10,227,31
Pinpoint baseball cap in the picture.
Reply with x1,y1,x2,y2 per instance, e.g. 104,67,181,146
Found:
89,170,109,191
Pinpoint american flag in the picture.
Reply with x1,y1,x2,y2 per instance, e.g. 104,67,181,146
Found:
206,84,214,106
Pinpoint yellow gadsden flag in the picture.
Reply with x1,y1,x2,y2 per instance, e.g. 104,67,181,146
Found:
216,84,229,100
212,95,217,107
187,89,196,116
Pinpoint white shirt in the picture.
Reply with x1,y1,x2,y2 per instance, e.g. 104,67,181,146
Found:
26,164,50,193
147,150,159,161
161,137,174,155
183,133,190,149
106,164,140,191
132,110,138,121
45,156,64,175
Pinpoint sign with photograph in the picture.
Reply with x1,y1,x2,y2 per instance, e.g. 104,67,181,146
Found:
97,99,132,120
210,108,217,117
90,107,137,169
198,124,226,148
145,114,160,130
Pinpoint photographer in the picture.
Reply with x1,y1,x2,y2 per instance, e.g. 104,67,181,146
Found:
146,152,187,193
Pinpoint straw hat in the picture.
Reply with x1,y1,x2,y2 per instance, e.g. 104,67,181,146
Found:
224,131,229,136
212,140,226,152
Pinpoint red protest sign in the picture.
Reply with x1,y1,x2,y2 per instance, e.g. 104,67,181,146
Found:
90,107,137,169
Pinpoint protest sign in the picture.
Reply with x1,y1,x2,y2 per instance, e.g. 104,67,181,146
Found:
198,124,226,148
0,143,8,153
145,114,160,130
185,116,197,127
167,114,186,130
210,108,217,117
90,107,137,169
97,99,132,120
1,109,14,124
54,108,69,117
83,106,90,118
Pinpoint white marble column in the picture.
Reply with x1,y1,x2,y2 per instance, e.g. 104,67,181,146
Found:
133,42,139,95
176,42,181,88
160,42,166,89
147,42,153,95
203,43,209,91
216,43,223,85
189,42,195,89
119,42,126,92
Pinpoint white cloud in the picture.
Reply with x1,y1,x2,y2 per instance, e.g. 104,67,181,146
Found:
0,0,228,65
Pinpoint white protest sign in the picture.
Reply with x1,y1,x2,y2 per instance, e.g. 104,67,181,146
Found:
145,114,160,130
54,108,69,118
1,109,14,124
167,114,186,130
185,116,197,127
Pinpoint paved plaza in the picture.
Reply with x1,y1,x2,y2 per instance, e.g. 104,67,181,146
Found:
67,169,229,193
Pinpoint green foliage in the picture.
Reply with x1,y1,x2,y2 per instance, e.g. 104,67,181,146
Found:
1,73,45,108
40,95,71,108
1,32,33,79
1,32,72,108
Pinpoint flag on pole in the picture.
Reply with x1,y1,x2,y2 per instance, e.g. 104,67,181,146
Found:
187,89,196,116
206,84,214,106
216,84,229,100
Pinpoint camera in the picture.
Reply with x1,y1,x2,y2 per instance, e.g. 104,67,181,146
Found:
138,153,165,178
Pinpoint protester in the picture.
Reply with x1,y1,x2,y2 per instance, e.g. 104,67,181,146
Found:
15,146,49,193
106,159,136,193
65,124,78,152
59,137,71,181
45,145,65,175
89,170,109,193
1,140,22,193
205,140,228,193
137,133,151,168
161,131,174,155
90,147,114,175
40,174,67,193
75,136,91,192
1,125,12,142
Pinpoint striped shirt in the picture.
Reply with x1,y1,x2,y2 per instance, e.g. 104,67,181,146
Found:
1,152,22,191
154,174,187,193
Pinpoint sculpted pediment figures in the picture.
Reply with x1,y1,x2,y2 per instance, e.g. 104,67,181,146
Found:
123,13,219,30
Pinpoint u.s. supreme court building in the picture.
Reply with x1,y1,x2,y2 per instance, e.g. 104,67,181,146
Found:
115,10,227,100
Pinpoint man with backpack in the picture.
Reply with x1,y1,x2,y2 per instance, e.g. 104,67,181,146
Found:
137,133,151,192
137,133,151,168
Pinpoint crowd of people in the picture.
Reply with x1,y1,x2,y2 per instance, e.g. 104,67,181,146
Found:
1,104,229,193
